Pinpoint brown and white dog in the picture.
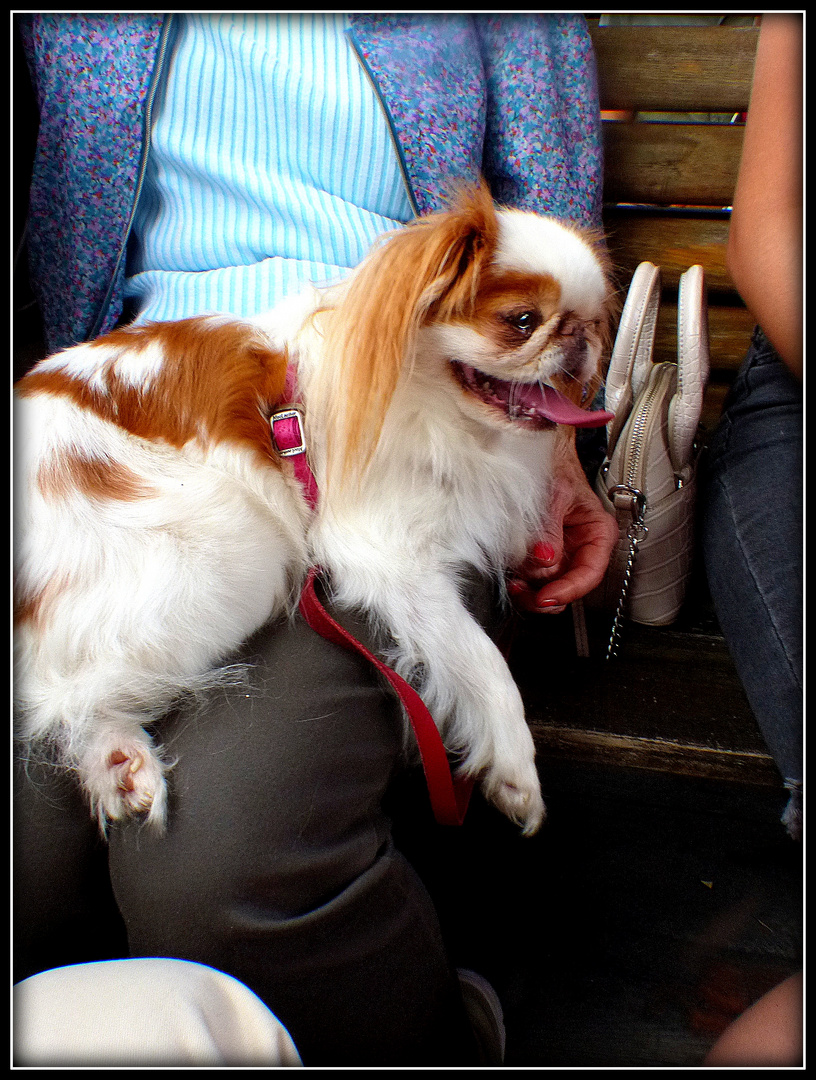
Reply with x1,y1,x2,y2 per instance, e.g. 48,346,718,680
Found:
14,184,612,836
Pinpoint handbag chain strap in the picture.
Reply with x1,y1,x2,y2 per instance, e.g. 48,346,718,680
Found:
605,484,649,660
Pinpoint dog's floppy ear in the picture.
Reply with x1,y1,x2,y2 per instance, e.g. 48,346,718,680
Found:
315,181,499,488
413,179,500,322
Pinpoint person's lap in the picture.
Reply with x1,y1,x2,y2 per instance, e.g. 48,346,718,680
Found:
16,589,480,1065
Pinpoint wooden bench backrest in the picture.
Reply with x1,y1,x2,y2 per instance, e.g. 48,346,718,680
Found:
588,18,760,431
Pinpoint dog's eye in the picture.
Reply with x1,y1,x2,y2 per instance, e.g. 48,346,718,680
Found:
503,311,539,337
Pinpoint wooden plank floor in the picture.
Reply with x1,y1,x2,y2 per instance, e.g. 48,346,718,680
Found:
391,763,801,1067
391,574,800,1066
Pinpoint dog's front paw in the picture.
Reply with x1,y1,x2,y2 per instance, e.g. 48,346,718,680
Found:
481,758,546,836
82,739,170,834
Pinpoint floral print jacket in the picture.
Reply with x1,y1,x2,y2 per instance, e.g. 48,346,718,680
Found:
19,13,602,353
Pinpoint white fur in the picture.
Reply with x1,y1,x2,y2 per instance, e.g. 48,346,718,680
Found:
15,200,608,835
494,210,607,318
14,389,308,831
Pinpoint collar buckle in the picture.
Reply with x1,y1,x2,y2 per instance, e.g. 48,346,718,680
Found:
270,405,307,458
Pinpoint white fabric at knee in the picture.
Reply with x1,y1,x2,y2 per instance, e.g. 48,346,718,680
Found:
13,958,303,1066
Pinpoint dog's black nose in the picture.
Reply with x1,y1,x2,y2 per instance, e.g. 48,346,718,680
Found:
556,313,582,338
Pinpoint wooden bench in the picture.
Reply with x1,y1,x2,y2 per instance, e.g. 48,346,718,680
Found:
591,17,759,432
511,17,784,792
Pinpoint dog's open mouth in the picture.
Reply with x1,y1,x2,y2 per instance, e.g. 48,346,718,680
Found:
451,361,613,429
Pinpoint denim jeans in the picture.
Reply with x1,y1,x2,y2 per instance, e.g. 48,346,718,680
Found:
701,327,803,832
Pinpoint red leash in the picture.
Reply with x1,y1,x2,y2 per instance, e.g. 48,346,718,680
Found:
270,379,472,826
299,568,473,826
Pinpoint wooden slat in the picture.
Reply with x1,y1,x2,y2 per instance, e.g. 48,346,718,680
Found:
603,210,734,293
652,300,754,372
589,25,759,113
602,120,745,207
530,724,780,786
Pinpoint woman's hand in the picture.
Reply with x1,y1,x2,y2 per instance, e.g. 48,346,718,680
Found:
508,444,617,614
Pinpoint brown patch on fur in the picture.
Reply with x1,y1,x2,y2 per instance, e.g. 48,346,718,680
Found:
469,269,562,350
36,453,154,503
13,574,67,630
17,318,290,466
13,585,43,628
475,269,562,310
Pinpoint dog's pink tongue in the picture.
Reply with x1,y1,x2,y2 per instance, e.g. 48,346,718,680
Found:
536,385,614,428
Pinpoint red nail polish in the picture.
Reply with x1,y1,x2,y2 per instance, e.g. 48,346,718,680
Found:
538,598,560,608
533,542,556,562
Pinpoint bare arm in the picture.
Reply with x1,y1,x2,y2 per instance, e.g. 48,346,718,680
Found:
726,14,803,378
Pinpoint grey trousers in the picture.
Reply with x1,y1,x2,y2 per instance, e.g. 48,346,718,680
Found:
14,587,483,1066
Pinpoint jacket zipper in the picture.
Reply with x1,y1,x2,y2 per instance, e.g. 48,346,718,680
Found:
92,17,415,340
344,26,420,219
88,14,175,340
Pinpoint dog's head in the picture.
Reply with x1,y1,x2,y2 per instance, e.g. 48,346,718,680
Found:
316,182,613,483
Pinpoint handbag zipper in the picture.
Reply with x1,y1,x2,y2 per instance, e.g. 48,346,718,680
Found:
621,362,676,493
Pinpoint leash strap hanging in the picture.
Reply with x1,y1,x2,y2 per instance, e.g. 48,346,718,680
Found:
299,568,474,827
271,368,472,826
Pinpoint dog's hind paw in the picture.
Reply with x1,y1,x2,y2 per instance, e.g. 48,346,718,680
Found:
82,738,170,834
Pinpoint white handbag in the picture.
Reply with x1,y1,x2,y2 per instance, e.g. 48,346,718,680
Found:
590,261,710,656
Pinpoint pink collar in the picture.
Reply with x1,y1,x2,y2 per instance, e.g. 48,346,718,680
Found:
269,368,319,509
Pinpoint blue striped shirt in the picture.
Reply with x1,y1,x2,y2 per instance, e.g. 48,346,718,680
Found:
125,13,414,322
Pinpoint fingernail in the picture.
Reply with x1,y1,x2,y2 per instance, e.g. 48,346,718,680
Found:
537,598,561,608
533,542,556,563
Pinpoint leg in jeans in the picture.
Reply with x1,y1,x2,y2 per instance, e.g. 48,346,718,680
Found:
701,327,803,833
105,593,479,1066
